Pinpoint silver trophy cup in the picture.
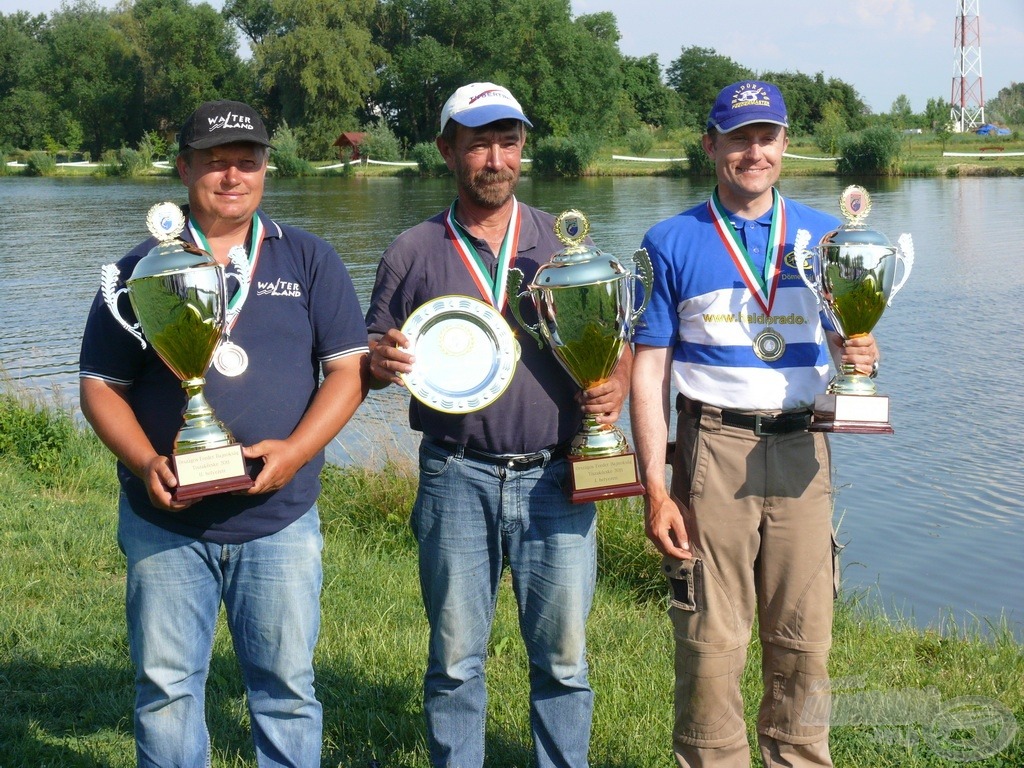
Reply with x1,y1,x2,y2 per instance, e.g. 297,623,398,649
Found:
507,210,651,502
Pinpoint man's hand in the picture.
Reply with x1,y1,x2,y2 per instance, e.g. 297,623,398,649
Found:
646,492,693,560
141,454,195,512
368,329,414,387
241,439,305,494
835,332,879,376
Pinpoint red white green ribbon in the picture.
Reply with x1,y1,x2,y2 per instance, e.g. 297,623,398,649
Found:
188,212,264,328
443,198,521,310
708,188,786,316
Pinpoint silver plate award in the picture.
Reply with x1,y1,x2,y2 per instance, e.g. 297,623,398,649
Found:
399,295,520,414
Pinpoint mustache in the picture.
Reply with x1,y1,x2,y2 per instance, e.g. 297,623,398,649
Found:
474,168,516,184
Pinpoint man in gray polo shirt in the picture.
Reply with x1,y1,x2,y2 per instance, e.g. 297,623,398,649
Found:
365,82,629,768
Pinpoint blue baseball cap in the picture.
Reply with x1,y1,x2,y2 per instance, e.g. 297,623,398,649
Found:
707,81,789,133
440,82,533,133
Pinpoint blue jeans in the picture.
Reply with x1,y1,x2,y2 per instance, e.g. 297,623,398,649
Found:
411,440,597,768
117,495,324,768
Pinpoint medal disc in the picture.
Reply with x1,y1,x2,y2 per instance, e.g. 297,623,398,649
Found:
753,327,786,362
213,340,249,377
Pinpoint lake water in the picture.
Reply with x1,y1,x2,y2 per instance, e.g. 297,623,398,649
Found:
1,173,1022,638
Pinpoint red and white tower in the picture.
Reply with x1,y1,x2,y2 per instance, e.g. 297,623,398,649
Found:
950,0,985,132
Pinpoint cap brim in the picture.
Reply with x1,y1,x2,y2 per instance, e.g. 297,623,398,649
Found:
711,117,788,133
451,105,533,129
186,131,274,150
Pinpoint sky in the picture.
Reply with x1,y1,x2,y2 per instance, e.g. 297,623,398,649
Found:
1,0,1020,115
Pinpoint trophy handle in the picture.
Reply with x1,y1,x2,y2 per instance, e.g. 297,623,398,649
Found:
101,263,147,349
888,233,914,306
630,248,653,323
794,228,821,305
506,268,544,348
224,245,251,326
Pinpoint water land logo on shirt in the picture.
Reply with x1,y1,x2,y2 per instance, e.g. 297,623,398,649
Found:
256,278,302,298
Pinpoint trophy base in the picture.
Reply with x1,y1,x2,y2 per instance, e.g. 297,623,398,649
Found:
810,393,894,434
171,443,255,501
567,452,645,504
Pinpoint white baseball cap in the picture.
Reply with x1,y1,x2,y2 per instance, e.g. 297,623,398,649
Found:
440,82,533,133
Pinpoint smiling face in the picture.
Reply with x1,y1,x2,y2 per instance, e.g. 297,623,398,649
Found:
702,123,789,217
176,142,267,234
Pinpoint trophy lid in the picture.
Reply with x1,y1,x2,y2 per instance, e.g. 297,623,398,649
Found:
532,210,628,287
129,202,218,281
819,186,892,248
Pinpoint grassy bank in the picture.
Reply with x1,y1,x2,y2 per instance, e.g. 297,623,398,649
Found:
0,393,1021,767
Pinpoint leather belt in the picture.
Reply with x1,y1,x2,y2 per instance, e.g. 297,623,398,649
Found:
426,438,569,470
676,394,811,436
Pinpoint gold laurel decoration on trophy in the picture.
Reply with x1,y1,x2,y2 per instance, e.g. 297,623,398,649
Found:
839,185,872,227
554,209,590,248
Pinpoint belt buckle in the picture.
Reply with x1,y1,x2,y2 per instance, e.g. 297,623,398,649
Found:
753,415,775,437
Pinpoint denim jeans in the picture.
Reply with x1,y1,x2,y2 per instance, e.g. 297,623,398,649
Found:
411,440,597,768
117,495,324,768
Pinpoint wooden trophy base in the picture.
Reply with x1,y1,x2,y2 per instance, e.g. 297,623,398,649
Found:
810,393,894,435
568,451,645,504
172,443,255,501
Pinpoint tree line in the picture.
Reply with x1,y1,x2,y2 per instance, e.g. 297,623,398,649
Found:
1,0,1020,162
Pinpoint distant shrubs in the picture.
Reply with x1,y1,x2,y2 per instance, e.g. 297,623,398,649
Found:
270,121,314,177
624,128,654,157
0,393,76,473
531,134,598,177
838,125,903,176
410,141,448,176
359,118,403,163
24,151,57,176
111,147,150,177
684,139,714,176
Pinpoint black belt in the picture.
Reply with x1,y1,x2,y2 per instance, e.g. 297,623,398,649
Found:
426,438,569,470
677,394,811,436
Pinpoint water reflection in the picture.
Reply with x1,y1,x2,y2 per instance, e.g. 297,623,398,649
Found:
1,174,1022,638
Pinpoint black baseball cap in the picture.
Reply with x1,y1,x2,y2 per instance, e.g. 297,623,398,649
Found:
178,100,273,151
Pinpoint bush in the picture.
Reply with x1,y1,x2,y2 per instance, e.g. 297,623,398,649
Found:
410,141,448,176
530,134,598,177
624,128,654,157
837,125,903,176
0,393,76,473
107,147,150,177
270,121,314,177
360,118,403,163
24,151,56,177
0,151,8,176
684,138,715,176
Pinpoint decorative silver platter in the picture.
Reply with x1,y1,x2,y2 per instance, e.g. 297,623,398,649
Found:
400,295,519,414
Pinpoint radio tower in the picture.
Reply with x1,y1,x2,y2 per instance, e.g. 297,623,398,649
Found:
950,0,985,132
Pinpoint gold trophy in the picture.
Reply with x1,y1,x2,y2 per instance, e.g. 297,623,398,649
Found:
796,186,914,433
101,202,254,500
508,210,651,502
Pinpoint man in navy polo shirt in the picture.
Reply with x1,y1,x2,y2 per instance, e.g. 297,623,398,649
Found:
631,81,880,767
79,99,368,767
365,82,630,768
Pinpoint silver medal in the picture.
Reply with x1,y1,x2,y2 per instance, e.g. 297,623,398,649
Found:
213,340,249,377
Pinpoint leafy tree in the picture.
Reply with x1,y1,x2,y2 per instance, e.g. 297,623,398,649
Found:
888,94,914,130
987,82,1024,127
665,46,753,129
814,99,847,157
359,117,402,161
837,125,902,176
0,87,54,150
761,70,867,136
41,2,143,157
121,0,248,136
255,0,384,156
223,0,277,46
923,97,951,130
621,54,678,128
0,12,47,150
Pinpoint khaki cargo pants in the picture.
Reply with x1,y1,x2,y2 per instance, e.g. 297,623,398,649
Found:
666,402,838,768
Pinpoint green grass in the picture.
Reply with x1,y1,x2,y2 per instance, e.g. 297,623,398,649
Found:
0,395,1021,766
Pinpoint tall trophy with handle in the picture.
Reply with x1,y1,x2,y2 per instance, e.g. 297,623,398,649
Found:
795,186,914,433
101,202,254,500
508,210,651,503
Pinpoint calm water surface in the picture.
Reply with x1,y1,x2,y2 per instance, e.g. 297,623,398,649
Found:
1,173,1021,637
